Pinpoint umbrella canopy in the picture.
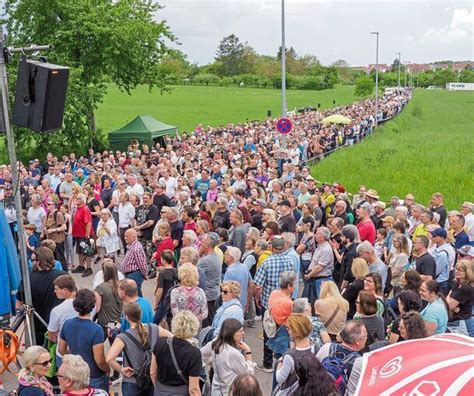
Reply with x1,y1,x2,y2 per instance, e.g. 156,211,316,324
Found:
321,114,352,125
355,334,474,395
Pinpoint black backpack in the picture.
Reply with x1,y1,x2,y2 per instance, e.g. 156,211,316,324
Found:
122,325,154,391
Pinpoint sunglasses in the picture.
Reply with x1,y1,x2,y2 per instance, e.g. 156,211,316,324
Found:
35,359,52,367
220,288,230,295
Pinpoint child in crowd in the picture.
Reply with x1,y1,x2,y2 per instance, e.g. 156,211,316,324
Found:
374,228,387,260
25,224,40,260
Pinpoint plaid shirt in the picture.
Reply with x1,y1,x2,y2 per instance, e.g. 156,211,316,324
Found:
122,240,148,277
254,252,295,309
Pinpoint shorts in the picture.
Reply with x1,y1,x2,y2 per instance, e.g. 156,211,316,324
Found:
74,236,88,254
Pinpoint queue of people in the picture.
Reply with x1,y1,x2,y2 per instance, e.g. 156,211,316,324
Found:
3,87,473,396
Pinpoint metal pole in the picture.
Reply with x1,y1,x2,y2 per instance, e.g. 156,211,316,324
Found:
0,27,36,346
371,32,379,126
396,52,401,89
281,0,287,149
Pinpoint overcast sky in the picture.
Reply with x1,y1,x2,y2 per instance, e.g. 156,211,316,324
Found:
158,0,473,66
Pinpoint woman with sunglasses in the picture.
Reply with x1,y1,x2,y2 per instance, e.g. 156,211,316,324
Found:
202,281,244,343
201,318,255,395
17,346,54,396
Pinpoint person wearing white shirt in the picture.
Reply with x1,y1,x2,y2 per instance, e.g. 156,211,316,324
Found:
125,174,144,203
159,169,178,200
48,275,77,343
118,192,136,254
461,202,474,242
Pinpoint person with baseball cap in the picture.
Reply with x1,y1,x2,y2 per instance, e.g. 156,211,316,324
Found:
430,228,455,295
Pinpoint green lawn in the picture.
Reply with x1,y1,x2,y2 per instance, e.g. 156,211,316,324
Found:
310,89,474,209
96,84,358,133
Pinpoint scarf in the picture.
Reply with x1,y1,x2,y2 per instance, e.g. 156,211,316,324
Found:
18,368,54,396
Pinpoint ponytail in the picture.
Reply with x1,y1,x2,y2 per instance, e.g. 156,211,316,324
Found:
136,321,148,347
437,292,450,318
123,302,148,346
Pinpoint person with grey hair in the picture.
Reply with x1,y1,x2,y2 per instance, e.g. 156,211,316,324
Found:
357,240,388,288
303,227,334,305
336,225,360,290
57,354,108,395
229,208,251,254
213,196,231,230
27,193,47,238
96,208,120,260
180,246,206,290
182,229,197,247
461,201,474,242
292,298,331,347
356,202,376,245
282,232,300,298
333,200,349,224
17,346,54,395
198,232,223,326
224,246,254,309
126,173,144,203
316,320,367,380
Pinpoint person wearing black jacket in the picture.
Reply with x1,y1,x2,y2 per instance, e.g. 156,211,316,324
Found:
335,226,359,290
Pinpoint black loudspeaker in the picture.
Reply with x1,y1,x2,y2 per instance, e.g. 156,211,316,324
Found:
267,110,272,117
333,99,336,105
318,103,321,108
13,59,69,132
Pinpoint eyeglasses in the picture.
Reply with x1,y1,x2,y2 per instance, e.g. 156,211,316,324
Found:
34,359,52,367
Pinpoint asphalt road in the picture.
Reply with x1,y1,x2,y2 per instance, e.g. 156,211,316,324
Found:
1,256,273,395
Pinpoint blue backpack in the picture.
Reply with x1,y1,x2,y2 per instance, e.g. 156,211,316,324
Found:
321,344,359,395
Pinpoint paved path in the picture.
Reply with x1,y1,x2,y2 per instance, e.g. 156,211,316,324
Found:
2,258,273,394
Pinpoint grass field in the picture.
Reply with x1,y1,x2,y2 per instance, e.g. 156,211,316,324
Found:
96,84,358,133
0,85,357,163
310,89,474,209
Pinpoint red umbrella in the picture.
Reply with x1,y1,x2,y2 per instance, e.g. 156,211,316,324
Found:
355,334,474,395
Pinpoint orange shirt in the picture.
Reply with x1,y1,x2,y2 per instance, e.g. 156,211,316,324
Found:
268,289,293,326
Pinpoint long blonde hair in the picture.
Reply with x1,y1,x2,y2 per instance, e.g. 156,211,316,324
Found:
319,281,349,311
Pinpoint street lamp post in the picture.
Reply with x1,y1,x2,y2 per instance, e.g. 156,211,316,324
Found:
371,32,379,126
281,0,287,149
396,52,401,90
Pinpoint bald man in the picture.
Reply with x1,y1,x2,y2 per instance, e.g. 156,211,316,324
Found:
121,229,148,297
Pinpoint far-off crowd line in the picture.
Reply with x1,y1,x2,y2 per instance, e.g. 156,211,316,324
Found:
1,87,473,396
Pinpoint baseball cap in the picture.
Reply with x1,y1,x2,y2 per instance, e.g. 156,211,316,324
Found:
429,228,447,238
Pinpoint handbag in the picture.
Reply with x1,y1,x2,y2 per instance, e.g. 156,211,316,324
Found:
79,238,96,256
263,296,288,338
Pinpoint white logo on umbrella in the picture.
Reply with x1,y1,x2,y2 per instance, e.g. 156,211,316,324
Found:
380,356,403,378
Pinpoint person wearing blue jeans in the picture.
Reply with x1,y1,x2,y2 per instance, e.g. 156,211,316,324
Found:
303,227,335,311
125,270,144,297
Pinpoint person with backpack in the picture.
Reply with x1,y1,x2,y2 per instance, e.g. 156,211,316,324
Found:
43,199,67,271
293,353,338,396
274,314,320,395
316,321,367,395
106,302,173,396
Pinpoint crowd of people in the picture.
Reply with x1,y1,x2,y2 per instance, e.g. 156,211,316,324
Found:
1,87,473,396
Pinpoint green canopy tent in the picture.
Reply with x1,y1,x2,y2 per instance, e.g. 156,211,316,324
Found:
108,115,178,151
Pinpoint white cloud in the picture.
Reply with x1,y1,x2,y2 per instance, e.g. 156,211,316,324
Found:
423,7,473,42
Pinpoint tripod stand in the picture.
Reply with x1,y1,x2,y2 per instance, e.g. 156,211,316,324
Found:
11,304,48,345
